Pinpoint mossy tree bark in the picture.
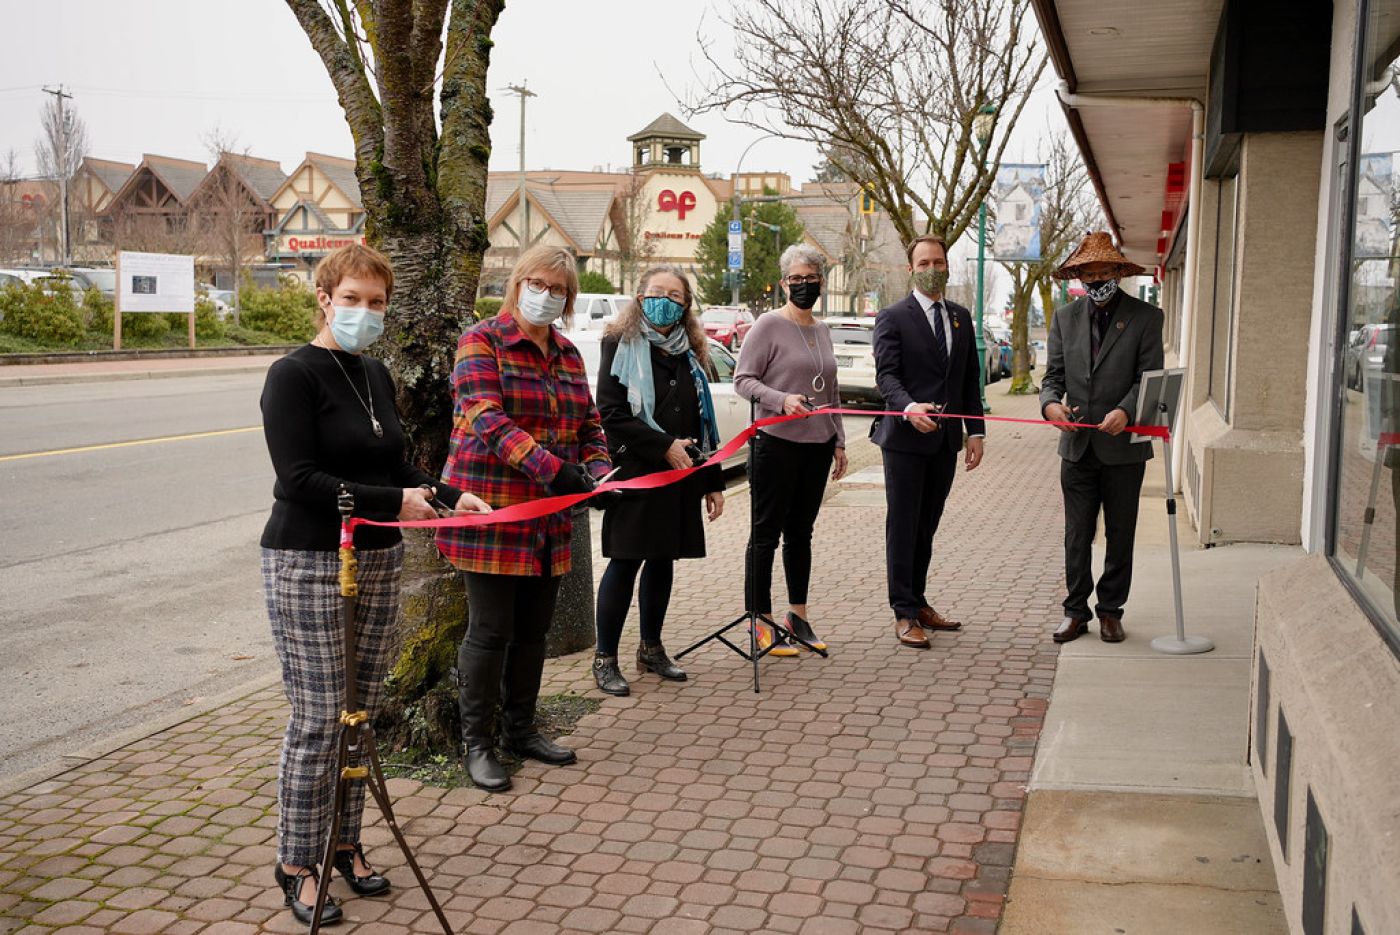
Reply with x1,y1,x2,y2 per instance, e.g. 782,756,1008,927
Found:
286,0,505,755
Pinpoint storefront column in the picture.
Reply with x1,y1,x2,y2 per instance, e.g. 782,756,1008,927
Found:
1182,131,1323,545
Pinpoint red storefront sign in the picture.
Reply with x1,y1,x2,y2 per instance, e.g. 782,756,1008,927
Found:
285,235,366,253
657,189,697,221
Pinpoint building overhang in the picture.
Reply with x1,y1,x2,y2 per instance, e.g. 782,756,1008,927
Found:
1030,0,1219,268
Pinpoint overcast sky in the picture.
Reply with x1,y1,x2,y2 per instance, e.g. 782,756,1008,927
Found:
0,0,1066,185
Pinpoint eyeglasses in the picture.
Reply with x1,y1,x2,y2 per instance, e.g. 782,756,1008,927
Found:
522,277,568,300
784,274,822,285
643,289,687,303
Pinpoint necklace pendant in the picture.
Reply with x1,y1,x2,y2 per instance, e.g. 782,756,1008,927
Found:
371,416,384,438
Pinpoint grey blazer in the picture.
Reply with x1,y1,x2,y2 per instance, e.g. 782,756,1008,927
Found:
1038,294,1165,465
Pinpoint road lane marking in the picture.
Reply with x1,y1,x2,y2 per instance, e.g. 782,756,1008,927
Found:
0,426,262,462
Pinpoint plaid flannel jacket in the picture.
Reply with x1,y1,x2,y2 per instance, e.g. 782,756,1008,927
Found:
436,311,611,576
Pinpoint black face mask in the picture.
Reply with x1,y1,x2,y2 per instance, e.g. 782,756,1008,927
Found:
787,280,822,310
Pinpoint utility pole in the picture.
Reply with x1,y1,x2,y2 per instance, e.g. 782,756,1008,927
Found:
502,83,536,251
42,85,73,267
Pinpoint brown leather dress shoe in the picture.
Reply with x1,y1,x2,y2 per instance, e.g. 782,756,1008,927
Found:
918,607,963,631
1099,615,1126,643
895,618,931,648
1052,616,1088,643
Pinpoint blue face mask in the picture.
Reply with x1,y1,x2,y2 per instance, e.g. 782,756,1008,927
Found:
328,306,385,353
641,296,685,328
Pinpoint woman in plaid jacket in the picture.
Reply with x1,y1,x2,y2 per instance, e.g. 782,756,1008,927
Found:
437,245,612,792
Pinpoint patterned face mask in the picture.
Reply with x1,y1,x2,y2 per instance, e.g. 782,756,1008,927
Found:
912,268,949,297
1084,279,1119,303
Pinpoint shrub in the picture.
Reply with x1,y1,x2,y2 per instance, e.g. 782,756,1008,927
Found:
577,270,615,294
194,298,224,340
124,311,170,342
240,277,317,341
224,324,288,346
472,296,502,322
0,282,85,347
82,288,113,335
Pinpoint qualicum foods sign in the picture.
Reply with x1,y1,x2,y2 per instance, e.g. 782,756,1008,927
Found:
280,235,367,254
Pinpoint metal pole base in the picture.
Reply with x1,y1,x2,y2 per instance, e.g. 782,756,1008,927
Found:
1151,634,1215,655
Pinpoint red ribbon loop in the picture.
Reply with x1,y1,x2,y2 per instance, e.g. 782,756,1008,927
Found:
351,408,1168,532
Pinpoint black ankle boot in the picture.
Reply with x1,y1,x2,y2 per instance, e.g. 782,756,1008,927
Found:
505,732,577,765
593,654,630,696
274,864,342,926
332,843,391,897
456,644,510,792
636,641,687,681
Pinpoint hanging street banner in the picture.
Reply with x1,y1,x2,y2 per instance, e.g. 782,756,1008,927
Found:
991,164,1046,262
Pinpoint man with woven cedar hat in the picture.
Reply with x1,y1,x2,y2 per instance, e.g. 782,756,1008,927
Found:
1039,231,1164,644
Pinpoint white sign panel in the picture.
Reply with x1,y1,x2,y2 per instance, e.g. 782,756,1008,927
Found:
118,251,195,313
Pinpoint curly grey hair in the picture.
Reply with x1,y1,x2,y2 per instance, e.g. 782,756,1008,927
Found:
779,243,826,277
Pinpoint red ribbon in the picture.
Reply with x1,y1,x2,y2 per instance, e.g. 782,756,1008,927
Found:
351,408,1169,531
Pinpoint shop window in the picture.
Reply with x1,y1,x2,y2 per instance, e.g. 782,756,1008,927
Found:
1207,175,1240,416
1329,0,1400,656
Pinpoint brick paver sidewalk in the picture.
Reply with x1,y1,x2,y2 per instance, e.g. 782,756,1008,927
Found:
0,392,1066,935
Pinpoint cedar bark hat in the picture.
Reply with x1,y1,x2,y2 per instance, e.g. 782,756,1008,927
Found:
1054,231,1147,280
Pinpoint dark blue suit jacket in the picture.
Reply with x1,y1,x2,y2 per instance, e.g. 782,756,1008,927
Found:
870,293,986,454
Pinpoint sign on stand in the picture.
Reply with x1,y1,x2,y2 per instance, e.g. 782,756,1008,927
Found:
115,251,197,350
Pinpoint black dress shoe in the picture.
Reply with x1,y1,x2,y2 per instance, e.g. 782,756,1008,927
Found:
593,654,630,696
1099,614,1126,643
274,863,343,926
333,843,391,897
1053,616,1089,643
636,641,687,681
506,732,577,765
464,745,512,792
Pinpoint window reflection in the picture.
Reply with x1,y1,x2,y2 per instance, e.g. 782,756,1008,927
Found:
1335,0,1400,634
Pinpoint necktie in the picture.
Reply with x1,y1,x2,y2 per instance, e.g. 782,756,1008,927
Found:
1091,306,1109,360
930,301,948,374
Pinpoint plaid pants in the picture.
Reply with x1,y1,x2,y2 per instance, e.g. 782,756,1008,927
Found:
262,544,404,866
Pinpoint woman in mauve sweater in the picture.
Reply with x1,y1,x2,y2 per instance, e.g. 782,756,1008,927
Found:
734,243,848,656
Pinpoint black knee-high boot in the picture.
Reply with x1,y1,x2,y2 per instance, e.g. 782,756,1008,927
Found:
500,641,576,765
456,644,510,791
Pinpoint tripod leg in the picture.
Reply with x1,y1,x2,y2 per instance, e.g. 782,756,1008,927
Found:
363,735,454,935
751,612,760,694
310,727,350,935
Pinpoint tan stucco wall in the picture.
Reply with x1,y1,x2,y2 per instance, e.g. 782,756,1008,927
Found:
1253,556,1400,935
1184,132,1320,546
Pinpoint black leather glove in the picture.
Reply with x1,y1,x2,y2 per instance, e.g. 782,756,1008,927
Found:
589,491,623,511
548,462,595,496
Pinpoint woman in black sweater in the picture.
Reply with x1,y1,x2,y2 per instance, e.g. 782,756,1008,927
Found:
591,265,725,696
259,244,489,925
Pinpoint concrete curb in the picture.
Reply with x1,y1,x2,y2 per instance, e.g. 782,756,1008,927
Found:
0,363,276,387
0,670,283,799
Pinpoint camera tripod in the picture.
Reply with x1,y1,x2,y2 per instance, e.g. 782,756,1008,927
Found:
305,488,453,934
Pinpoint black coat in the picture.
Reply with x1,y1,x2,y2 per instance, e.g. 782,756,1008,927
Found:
596,335,724,560
870,294,987,454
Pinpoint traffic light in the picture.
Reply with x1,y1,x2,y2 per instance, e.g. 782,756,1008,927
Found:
860,183,876,215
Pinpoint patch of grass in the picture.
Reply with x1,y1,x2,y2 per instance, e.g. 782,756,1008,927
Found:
379,691,602,790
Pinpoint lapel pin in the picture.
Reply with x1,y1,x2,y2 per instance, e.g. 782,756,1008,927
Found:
1116,321,1125,330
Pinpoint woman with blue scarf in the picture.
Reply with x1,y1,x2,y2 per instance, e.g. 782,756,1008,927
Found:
591,266,726,696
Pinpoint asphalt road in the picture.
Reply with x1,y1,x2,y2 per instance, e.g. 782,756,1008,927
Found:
0,372,277,784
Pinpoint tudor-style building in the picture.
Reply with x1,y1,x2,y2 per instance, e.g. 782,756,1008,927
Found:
264,153,366,281
104,154,208,253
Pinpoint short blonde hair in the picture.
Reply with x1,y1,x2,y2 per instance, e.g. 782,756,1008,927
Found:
314,243,394,327
504,245,579,327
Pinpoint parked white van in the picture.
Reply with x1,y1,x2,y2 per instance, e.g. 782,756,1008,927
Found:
571,293,631,330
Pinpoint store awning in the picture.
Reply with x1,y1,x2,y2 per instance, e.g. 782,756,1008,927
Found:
1031,0,1222,266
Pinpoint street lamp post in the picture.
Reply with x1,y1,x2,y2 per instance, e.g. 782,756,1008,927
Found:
973,104,997,414
731,135,775,305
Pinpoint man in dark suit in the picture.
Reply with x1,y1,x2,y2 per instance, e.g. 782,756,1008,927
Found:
872,235,986,649
1040,232,1165,643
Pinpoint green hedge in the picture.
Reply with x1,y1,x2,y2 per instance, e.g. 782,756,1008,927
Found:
238,277,317,341
472,296,502,322
0,282,85,346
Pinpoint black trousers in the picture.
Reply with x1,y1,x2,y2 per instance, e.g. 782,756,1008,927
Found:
460,571,561,652
744,432,835,615
1061,448,1146,619
882,445,958,619
595,558,674,656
